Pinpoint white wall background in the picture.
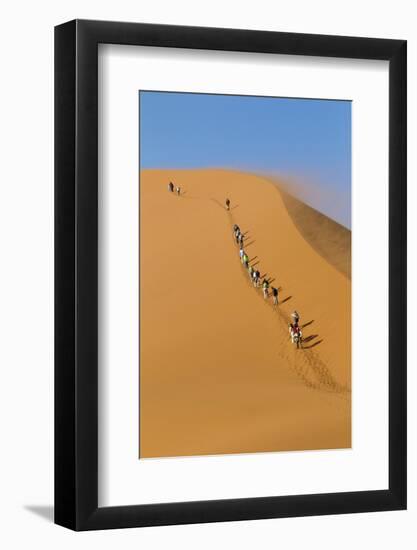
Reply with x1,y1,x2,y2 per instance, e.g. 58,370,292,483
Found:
0,1,415,548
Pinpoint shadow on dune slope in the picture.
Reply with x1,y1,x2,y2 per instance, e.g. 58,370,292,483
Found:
273,187,351,280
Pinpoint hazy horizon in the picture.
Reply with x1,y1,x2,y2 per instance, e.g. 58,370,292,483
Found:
139,91,351,228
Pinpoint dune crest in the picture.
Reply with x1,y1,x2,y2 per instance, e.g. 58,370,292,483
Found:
140,168,351,459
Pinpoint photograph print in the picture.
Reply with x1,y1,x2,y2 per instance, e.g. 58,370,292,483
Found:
139,91,351,459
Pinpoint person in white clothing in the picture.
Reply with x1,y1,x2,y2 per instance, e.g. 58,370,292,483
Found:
291,310,300,325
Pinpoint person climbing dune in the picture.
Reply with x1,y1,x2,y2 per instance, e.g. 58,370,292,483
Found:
238,232,244,249
168,181,174,193
243,252,249,269
262,279,269,299
291,310,300,325
225,198,230,210
272,286,278,305
289,323,302,349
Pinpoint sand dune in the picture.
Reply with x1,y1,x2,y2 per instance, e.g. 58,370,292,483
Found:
140,169,351,458
273,187,351,279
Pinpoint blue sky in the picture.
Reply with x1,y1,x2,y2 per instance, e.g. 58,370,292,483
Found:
139,92,351,228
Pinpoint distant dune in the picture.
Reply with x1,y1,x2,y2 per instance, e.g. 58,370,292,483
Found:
140,169,351,459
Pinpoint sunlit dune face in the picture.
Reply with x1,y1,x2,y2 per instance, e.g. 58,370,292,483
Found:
139,169,351,459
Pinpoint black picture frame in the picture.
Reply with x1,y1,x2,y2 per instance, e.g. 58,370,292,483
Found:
55,19,407,531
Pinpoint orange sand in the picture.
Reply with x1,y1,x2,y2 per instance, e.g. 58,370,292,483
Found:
140,169,351,458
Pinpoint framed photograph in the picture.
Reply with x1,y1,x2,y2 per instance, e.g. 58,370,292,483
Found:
55,20,406,530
